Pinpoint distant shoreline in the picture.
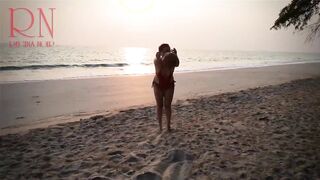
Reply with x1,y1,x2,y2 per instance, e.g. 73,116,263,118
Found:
1,60,320,84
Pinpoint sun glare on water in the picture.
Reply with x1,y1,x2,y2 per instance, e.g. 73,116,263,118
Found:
122,47,153,75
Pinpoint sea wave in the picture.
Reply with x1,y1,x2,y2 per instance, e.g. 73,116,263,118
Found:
0,63,129,71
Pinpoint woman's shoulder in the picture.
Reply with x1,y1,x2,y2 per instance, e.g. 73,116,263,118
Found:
154,58,162,65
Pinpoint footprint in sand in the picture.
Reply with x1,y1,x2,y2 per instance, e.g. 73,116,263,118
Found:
152,133,164,146
121,152,142,164
107,150,125,163
138,129,164,147
132,149,193,180
32,96,41,104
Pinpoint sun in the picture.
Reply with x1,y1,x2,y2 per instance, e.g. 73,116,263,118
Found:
119,0,154,13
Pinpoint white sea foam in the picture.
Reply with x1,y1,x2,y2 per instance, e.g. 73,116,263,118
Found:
0,45,319,82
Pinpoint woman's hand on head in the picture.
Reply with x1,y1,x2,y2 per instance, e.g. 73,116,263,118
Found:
172,48,177,55
156,52,161,60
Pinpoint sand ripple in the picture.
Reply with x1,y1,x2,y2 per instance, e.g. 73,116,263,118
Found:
1,78,320,179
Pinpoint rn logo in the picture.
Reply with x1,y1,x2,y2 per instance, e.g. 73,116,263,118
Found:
9,8,55,48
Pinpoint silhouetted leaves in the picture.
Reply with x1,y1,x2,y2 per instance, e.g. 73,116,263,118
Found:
271,0,320,40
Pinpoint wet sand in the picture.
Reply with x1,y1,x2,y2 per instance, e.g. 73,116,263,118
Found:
0,77,320,179
1,62,320,135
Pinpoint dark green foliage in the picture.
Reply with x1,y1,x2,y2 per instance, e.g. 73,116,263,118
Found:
271,0,320,40
272,0,320,30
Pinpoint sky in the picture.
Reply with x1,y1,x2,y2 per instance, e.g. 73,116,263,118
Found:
0,0,319,53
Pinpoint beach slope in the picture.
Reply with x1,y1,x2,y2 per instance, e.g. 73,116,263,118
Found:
1,62,320,134
1,77,320,179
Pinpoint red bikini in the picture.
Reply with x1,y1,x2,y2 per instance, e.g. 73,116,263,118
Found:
152,60,175,91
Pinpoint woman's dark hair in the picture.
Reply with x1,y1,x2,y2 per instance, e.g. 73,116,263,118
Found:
163,52,179,67
158,43,170,52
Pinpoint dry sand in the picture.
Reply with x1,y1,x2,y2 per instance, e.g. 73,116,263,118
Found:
1,62,320,135
0,77,320,179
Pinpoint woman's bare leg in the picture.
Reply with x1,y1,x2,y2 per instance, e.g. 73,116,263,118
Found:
153,85,164,131
164,86,175,132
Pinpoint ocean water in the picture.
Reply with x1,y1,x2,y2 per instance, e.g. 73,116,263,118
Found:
0,44,320,82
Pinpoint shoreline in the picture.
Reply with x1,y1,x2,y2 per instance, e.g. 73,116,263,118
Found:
1,61,320,84
1,62,320,135
1,77,319,179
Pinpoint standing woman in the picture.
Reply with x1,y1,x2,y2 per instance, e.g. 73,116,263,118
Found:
152,43,179,132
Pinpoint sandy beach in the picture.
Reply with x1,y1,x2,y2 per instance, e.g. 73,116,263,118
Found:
1,62,320,135
0,62,320,179
0,76,320,179
1,0,320,178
